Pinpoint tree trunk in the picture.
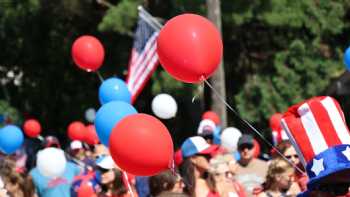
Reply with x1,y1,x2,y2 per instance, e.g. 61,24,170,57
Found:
206,0,227,127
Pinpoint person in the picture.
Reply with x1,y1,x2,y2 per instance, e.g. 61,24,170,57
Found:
255,158,300,197
235,134,268,196
272,140,308,191
149,170,186,197
0,157,37,197
179,136,218,197
96,155,138,197
68,140,94,171
30,137,81,197
197,119,217,144
281,96,350,196
208,154,246,197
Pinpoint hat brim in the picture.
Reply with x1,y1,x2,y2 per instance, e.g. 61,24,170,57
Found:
308,167,350,189
198,144,218,155
96,156,115,170
307,144,350,189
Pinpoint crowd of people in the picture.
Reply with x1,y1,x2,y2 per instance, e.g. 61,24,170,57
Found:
1,97,350,197
0,122,308,197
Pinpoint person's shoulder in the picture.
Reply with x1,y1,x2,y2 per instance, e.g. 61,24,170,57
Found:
253,158,268,167
255,192,267,197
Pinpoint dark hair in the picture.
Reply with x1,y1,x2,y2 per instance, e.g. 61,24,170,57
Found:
149,170,177,196
272,140,292,158
100,169,128,196
179,158,195,196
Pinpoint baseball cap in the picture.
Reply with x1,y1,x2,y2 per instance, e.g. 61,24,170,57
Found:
237,134,254,148
197,119,216,137
181,136,217,158
70,140,83,150
43,136,61,148
96,155,115,170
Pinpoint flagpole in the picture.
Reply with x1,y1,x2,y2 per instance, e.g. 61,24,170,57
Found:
137,6,163,31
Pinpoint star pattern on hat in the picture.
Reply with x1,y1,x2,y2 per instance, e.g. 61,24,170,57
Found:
311,158,324,176
342,146,350,161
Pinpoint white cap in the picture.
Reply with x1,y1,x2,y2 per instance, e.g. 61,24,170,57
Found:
96,155,116,170
70,140,83,150
197,119,216,136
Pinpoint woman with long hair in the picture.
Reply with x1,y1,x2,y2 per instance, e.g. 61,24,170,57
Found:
255,158,300,197
207,154,246,197
179,136,217,197
96,155,138,197
272,140,307,191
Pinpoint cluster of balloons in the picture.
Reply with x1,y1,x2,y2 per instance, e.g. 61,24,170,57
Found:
67,121,99,145
69,12,224,176
72,36,174,176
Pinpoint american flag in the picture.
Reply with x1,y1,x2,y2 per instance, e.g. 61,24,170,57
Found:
126,11,160,103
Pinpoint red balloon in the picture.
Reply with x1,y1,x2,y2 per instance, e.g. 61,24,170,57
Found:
109,113,174,176
253,139,261,158
67,121,86,141
77,183,96,197
202,111,220,125
84,124,99,145
269,113,283,131
23,119,42,138
157,14,223,83
71,35,105,72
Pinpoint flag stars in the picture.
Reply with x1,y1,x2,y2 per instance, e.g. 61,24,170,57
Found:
311,158,324,176
342,146,350,161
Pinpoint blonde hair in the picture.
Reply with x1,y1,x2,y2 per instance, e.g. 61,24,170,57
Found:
264,158,293,190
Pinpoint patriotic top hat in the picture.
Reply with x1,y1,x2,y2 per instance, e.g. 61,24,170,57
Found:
281,96,350,190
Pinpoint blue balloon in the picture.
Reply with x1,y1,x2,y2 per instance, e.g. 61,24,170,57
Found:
99,77,131,105
95,101,137,146
0,125,24,154
344,47,350,71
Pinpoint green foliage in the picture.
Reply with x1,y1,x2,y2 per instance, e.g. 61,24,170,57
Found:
235,39,343,123
98,0,141,35
0,100,22,127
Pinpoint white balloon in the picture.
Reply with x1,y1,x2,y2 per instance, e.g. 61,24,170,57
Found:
37,147,67,178
85,108,96,123
151,94,177,119
220,127,242,153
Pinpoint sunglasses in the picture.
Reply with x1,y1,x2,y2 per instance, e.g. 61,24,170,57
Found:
285,154,299,160
214,171,233,178
238,144,254,151
314,183,350,196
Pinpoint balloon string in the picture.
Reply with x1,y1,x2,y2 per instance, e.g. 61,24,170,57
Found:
192,81,204,103
122,171,134,197
201,77,305,175
96,71,104,82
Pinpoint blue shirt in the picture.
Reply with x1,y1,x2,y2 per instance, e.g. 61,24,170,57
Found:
30,162,81,197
